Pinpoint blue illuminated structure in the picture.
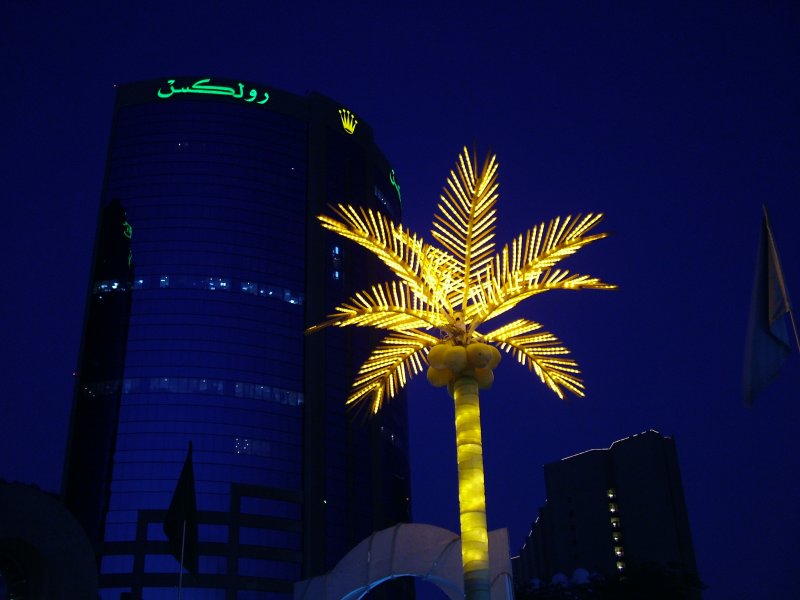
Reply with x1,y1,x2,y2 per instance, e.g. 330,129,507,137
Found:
62,78,409,599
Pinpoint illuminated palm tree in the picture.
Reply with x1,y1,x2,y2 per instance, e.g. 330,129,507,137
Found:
307,147,614,599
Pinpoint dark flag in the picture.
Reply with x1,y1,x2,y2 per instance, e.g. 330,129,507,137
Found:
164,441,199,574
743,207,797,405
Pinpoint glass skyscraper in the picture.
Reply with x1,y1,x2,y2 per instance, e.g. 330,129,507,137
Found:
62,77,410,600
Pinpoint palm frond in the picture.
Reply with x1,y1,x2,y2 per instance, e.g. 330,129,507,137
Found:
308,148,614,415
305,281,448,333
419,244,464,312
347,331,439,413
431,147,499,309
467,266,615,327
485,214,609,294
318,205,443,308
516,213,609,272
481,319,585,399
464,214,614,328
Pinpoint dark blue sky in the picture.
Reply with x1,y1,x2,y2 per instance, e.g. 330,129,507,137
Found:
3,3,799,598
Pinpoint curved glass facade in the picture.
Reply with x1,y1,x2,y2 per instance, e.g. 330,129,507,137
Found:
63,79,409,600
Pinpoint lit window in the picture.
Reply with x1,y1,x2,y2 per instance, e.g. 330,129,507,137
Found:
607,488,616,499
92,279,128,294
610,517,620,528
616,561,625,572
332,244,343,274
207,277,230,291
284,289,303,304
608,503,618,513
235,437,251,454
614,546,624,557
379,425,404,449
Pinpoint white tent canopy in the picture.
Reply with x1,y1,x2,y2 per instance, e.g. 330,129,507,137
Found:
294,523,513,599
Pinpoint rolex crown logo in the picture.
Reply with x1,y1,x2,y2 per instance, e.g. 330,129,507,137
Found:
338,109,358,134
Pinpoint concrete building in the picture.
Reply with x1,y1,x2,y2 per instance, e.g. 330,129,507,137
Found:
514,430,701,596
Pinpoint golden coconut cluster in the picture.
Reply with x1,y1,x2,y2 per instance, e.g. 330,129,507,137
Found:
426,342,502,392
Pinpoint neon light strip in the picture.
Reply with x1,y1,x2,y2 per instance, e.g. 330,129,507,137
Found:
390,170,402,204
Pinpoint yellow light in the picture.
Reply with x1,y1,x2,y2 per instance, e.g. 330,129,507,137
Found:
338,108,358,134
306,146,614,599
453,375,490,597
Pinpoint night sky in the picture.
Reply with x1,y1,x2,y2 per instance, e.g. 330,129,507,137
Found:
3,3,799,599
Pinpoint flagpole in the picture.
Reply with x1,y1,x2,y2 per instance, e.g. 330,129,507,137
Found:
763,204,800,350
785,297,800,352
166,441,196,597
178,518,186,600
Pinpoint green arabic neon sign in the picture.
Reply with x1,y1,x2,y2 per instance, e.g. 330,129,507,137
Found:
390,170,402,204
157,78,269,105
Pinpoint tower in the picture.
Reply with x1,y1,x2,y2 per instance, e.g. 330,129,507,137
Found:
515,431,701,597
62,77,410,599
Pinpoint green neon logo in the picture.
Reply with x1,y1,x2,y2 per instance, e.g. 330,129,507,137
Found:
390,170,402,204
157,79,269,105
123,220,133,267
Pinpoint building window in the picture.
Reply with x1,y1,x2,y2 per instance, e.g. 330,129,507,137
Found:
234,437,270,457
121,377,303,406
100,555,134,574
206,277,230,291
131,274,304,305
93,279,127,294
331,245,343,281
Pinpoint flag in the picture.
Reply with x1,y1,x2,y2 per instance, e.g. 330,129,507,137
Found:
164,441,199,574
743,208,795,405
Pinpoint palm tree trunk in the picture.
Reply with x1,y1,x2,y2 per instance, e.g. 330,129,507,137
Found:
453,373,491,600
